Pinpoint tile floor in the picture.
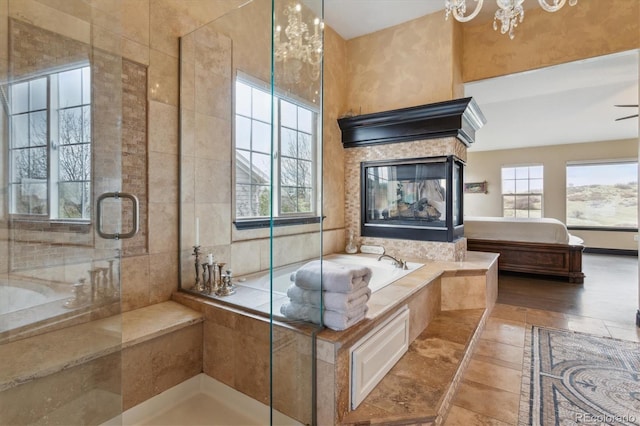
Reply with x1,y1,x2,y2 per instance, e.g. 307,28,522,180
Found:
444,303,640,425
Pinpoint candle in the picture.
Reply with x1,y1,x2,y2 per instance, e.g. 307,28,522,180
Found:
208,253,213,265
195,217,200,246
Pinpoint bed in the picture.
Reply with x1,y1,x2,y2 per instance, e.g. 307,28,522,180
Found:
464,216,585,283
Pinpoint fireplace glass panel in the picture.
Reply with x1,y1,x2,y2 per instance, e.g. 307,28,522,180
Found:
365,163,447,227
361,156,464,242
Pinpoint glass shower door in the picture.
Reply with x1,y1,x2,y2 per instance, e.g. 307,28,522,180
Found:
271,0,325,424
0,2,127,424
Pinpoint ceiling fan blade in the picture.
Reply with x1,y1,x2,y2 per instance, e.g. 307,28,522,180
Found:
615,114,639,121
614,104,639,107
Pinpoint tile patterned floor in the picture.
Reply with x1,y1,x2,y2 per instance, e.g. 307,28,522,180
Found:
443,303,640,426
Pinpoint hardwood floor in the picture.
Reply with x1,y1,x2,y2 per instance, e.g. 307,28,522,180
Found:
497,253,638,325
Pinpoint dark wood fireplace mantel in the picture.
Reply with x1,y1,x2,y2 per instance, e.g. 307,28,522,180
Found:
338,97,486,148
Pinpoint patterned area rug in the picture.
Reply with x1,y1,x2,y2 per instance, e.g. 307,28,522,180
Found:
519,326,640,426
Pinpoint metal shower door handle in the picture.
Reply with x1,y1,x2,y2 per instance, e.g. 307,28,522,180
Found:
96,192,139,240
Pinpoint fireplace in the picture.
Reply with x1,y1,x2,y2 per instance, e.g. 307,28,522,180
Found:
361,155,464,242
338,97,485,257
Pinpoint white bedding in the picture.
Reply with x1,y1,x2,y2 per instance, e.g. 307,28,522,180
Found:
464,216,584,245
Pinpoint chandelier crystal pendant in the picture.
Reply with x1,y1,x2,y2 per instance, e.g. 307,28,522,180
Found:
274,3,324,82
494,0,525,40
445,0,578,39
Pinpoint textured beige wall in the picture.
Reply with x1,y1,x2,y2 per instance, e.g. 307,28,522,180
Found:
465,139,638,250
322,26,348,233
462,0,640,82
345,11,461,115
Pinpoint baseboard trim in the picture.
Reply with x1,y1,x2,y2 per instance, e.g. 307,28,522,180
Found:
583,248,638,256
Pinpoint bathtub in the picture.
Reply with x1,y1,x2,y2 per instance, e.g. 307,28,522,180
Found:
0,281,69,316
0,279,73,339
192,253,423,320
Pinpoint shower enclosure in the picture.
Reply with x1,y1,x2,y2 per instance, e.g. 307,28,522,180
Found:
0,2,131,424
179,0,325,423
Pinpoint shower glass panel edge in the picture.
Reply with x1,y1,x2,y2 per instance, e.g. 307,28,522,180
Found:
0,2,125,424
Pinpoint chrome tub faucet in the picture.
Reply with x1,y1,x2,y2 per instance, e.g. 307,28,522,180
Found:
377,253,408,270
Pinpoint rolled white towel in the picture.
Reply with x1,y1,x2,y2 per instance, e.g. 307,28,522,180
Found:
291,260,372,293
286,284,371,313
280,302,368,331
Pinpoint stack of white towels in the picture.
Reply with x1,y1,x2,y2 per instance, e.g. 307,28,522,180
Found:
280,259,372,331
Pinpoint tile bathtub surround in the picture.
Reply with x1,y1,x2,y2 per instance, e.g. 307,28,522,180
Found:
180,254,496,424
317,252,497,424
187,294,320,425
172,251,498,425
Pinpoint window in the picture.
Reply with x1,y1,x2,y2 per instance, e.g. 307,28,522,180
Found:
501,165,543,218
234,76,318,221
566,161,638,229
8,66,91,220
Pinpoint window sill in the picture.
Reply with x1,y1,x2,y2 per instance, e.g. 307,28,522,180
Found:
7,218,91,233
568,226,638,232
234,216,323,230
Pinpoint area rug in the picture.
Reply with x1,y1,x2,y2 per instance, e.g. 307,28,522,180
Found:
519,326,640,426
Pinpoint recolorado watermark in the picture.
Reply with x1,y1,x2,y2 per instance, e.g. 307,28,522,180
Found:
575,413,637,424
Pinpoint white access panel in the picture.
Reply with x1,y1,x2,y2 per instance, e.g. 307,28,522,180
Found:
350,306,410,409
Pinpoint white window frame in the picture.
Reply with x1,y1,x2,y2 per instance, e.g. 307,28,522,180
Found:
7,64,92,222
501,164,544,218
233,72,320,221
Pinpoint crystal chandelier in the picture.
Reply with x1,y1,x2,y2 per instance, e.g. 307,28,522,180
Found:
445,0,578,39
275,3,324,82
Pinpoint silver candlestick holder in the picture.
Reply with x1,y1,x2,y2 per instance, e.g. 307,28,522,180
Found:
207,263,217,293
193,246,204,292
216,268,236,297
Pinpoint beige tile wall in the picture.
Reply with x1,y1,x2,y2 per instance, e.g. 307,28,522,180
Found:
118,0,245,311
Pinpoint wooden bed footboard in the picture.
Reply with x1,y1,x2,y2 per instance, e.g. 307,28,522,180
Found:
466,238,585,284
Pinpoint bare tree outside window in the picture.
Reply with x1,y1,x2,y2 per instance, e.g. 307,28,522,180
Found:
58,105,91,218
280,131,312,213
